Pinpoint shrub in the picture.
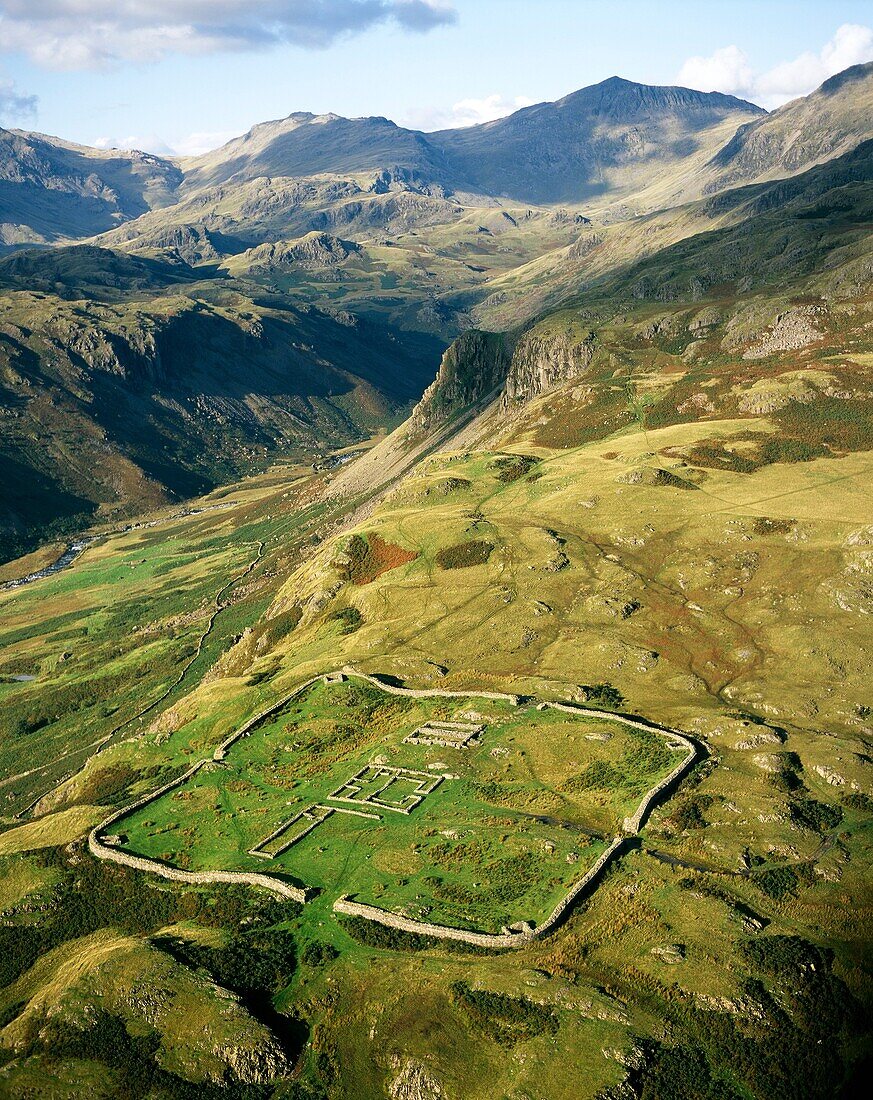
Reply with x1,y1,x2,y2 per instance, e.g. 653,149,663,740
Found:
337,533,417,585
491,454,540,483
671,794,714,831
435,539,494,569
579,682,624,708
842,791,873,814
328,606,363,634
753,865,799,899
450,980,558,1045
769,753,804,793
339,916,491,955
153,927,297,998
789,799,843,833
301,941,339,968
17,1008,269,1100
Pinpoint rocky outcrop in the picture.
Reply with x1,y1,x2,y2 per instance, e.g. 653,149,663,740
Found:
741,307,824,360
53,317,164,382
502,327,596,407
407,321,598,433
388,1058,445,1099
244,232,361,270
132,223,221,264
211,1040,290,1085
408,329,512,433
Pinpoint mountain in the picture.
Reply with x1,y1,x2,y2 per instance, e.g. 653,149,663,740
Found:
0,61,871,1100
1,67,871,562
701,60,873,194
430,76,764,203
0,128,181,249
0,248,441,561
337,140,873,490
178,78,763,206
180,112,449,192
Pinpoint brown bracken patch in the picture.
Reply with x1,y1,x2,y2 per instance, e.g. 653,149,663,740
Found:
345,533,418,585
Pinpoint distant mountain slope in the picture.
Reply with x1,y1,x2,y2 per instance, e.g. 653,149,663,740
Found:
0,248,442,561
406,140,873,437
0,129,182,249
3,67,871,562
179,78,763,206
180,113,449,192
467,132,873,330
701,61,873,194
430,77,764,203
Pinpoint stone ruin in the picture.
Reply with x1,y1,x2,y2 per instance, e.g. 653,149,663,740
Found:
403,719,484,748
328,764,443,815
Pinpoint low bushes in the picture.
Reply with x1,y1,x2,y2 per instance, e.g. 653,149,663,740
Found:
450,980,558,1046
491,454,540,483
328,606,363,634
337,533,418,585
789,798,843,833
435,539,494,569
339,916,491,955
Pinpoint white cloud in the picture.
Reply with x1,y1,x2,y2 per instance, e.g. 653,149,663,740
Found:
91,130,240,157
449,93,535,127
0,0,458,70
0,75,37,124
677,45,754,100
678,23,873,109
172,130,239,157
404,93,534,131
92,134,176,155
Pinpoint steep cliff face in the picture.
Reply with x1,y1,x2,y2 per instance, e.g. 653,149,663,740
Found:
408,321,598,433
409,329,512,433
502,327,597,407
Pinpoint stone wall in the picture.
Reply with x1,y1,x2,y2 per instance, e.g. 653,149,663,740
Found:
88,670,698,934
88,759,307,902
543,701,699,833
333,834,628,949
346,669,521,706
213,674,326,759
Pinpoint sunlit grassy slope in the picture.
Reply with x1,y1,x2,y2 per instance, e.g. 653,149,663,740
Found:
1,94,871,1100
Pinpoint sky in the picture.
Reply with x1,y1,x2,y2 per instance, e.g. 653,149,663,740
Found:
0,0,871,156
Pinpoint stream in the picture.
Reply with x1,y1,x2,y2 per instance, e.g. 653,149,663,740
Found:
0,537,98,591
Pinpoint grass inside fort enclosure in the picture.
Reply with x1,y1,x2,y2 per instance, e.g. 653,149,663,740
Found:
115,678,683,933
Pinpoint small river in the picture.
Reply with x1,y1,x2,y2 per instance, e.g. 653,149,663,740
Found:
0,537,98,591
0,503,237,592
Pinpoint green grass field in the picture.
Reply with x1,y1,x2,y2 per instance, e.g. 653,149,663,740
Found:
116,678,681,933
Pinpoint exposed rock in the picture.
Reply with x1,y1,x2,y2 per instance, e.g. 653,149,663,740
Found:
244,232,361,270
210,1040,289,1085
409,329,511,433
650,942,686,963
741,307,824,359
734,730,785,749
503,328,596,407
615,466,698,490
389,1058,445,1100
813,764,846,786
